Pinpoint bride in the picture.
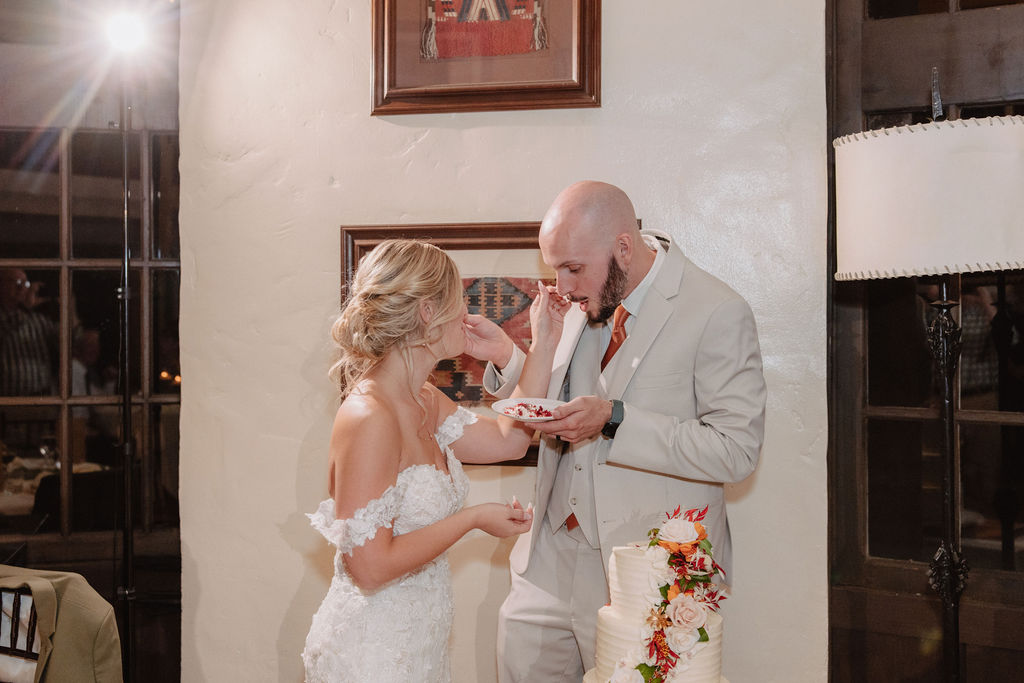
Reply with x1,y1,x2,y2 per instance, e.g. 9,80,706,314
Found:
303,239,567,682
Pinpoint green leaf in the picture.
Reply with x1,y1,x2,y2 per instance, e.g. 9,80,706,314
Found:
637,662,662,682
699,538,713,553
659,584,669,600
698,626,709,643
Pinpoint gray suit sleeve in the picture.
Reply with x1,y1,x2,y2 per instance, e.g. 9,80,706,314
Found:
482,344,526,399
608,296,766,483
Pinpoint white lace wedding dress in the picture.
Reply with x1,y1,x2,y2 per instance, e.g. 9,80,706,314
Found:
302,407,476,683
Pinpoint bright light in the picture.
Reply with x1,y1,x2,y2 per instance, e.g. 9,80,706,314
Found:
106,13,146,53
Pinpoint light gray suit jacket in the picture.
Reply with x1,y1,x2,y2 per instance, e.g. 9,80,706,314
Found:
487,230,766,580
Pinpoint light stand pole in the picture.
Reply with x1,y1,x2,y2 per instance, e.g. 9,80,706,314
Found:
925,280,968,682
116,56,136,682
106,12,145,681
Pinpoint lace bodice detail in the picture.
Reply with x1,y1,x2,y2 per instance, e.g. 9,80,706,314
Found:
303,407,478,683
306,406,475,554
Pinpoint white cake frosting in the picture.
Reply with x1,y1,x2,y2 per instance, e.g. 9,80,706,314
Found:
588,544,725,683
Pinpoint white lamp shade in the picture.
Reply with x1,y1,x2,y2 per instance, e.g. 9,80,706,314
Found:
834,116,1024,280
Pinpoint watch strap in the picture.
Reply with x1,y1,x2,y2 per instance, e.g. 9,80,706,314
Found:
602,399,624,438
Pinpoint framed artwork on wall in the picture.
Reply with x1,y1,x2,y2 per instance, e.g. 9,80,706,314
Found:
371,0,601,115
341,222,554,465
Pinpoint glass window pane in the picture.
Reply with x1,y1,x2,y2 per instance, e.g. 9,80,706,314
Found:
70,398,119,468
867,418,942,562
71,269,141,396
71,131,141,258
961,0,1024,9
69,405,138,534
865,110,931,131
0,267,59,396
151,403,179,527
960,104,1017,119
0,406,59,533
959,270,1024,415
0,128,60,258
960,423,1024,572
153,270,180,395
867,278,936,407
152,134,179,259
868,0,947,18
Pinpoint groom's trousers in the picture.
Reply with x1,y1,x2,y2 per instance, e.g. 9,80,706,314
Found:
496,513,608,683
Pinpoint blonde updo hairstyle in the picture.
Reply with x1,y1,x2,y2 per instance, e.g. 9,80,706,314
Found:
330,239,464,397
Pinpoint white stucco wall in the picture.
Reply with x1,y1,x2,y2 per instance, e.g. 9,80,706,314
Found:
178,1,828,681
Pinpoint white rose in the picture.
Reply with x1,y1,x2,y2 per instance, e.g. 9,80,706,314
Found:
608,663,645,683
666,594,708,631
659,518,699,544
645,544,670,566
665,666,687,683
664,624,700,656
644,545,676,591
642,585,665,608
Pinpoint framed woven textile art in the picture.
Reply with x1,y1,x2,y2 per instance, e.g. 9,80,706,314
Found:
341,222,553,465
371,0,601,114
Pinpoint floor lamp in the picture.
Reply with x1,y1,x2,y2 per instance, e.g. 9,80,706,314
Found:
106,12,146,682
834,115,1024,682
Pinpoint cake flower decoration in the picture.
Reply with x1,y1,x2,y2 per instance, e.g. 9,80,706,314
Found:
619,506,728,683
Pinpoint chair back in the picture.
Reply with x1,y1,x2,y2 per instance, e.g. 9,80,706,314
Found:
0,585,39,683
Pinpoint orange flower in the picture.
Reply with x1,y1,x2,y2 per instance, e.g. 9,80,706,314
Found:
694,522,707,541
666,582,681,602
658,539,699,557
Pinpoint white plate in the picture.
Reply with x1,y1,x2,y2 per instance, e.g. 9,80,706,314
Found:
492,398,565,422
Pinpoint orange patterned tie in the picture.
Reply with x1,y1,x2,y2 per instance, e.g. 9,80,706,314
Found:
601,305,630,370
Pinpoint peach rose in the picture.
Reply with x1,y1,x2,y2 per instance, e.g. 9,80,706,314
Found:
666,593,707,632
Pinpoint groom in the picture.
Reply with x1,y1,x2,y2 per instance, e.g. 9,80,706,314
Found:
476,181,767,682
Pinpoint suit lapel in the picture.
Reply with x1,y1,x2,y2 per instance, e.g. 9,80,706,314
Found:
601,231,686,399
547,306,587,400
602,294,671,398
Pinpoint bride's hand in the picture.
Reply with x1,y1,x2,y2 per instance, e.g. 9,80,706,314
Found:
529,280,569,351
473,501,533,538
464,315,515,367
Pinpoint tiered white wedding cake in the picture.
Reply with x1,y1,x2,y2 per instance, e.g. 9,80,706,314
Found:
583,507,729,683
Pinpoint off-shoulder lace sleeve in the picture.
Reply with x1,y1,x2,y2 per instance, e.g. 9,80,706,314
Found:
435,406,478,451
307,488,400,555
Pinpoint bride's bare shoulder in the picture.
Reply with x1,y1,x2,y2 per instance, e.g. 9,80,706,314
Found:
332,392,399,443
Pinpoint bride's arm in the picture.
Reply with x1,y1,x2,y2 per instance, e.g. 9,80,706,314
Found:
446,283,567,464
330,400,530,591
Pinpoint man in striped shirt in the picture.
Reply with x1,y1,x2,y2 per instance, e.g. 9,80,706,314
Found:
0,268,57,396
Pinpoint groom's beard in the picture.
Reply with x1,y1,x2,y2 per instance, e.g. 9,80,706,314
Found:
591,255,627,323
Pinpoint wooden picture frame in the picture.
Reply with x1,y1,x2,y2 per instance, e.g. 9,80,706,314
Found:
341,222,552,465
371,0,601,115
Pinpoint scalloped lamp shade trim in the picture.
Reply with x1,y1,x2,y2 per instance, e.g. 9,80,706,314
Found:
833,116,1024,281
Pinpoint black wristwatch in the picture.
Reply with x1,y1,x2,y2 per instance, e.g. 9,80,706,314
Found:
601,399,624,439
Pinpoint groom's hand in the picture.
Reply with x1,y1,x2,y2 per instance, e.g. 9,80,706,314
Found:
464,314,514,367
532,396,613,443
